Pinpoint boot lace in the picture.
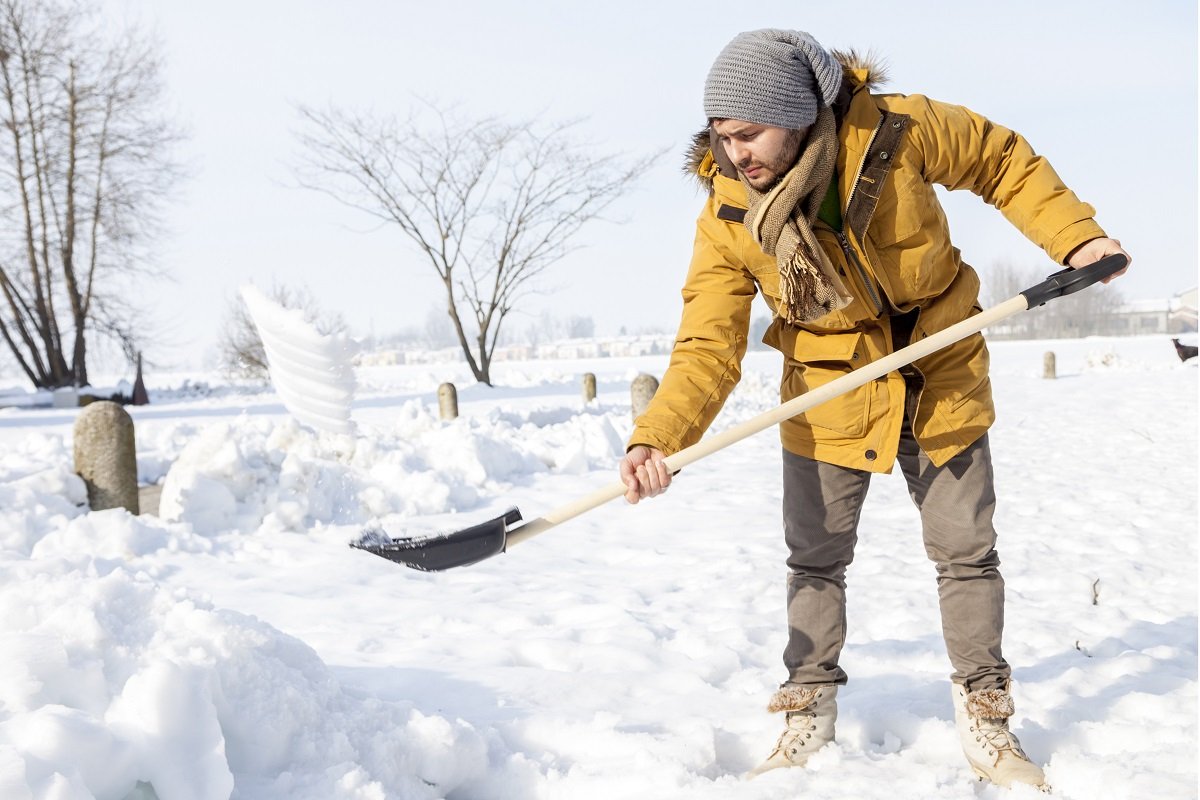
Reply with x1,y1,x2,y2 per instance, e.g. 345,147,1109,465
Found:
767,710,819,762
970,716,1029,765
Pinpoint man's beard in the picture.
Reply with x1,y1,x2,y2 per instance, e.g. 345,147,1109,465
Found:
740,128,808,191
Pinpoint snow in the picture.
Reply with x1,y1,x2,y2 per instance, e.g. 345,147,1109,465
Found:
240,285,358,437
0,334,1195,799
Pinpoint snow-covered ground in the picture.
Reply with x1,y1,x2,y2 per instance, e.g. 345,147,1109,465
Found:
0,335,1195,799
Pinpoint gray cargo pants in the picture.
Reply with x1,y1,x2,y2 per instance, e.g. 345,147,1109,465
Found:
781,415,1009,692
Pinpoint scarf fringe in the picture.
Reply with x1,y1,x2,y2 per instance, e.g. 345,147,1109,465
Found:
740,107,853,324
780,250,850,323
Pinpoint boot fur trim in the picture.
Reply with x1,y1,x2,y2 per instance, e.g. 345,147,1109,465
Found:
965,688,1015,720
767,685,824,714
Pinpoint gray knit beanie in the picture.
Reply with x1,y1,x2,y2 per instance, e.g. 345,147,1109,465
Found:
703,29,842,129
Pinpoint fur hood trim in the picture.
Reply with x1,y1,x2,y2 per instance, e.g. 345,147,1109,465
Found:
767,685,830,714
683,48,890,187
830,48,890,92
683,128,712,184
964,688,1016,720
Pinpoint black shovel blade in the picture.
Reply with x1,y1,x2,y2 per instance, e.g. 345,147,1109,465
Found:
351,508,523,572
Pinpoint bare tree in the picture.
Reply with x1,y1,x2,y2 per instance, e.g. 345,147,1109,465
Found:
423,304,456,350
219,282,347,380
1038,272,1125,338
981,259,1124,340
293,103,652,385
523,309,563,349
0,0,183,388
566,314,595,340
982,260,1038,340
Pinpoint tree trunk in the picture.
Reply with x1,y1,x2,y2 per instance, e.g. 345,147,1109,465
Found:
442,277,490,385
0,2,181,389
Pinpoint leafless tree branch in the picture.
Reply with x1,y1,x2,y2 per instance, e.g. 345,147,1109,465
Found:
0,0,185,388
293,103,654,384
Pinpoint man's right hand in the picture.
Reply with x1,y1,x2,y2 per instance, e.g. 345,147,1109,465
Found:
1067,237,1131,283
620,445,672,504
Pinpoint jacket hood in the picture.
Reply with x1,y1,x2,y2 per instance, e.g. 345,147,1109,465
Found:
829,48,890,92
683,49,890,189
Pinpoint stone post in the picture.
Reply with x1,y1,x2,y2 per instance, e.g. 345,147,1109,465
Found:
582,373,597,403
1043,351,1056,380
73,400,139,514
630,373,659,422
438,382,458,420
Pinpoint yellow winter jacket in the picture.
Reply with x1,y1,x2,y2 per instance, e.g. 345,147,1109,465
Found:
630,56,1106,472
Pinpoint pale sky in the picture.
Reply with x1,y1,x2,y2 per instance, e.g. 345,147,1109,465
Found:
92,0,1197,371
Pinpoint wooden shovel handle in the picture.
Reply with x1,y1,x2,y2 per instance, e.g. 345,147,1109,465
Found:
506,293,1031,549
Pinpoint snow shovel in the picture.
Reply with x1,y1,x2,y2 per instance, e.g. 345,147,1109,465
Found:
353,254,1127,571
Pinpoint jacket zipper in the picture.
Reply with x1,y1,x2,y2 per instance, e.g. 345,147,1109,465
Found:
837,230,883,316
839,116,887,318
844,116,884,214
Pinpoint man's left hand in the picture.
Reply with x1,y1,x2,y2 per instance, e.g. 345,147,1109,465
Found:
1067,237,1131,283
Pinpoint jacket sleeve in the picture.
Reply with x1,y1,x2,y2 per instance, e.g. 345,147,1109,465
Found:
903,95,1107,264
627,194,757,455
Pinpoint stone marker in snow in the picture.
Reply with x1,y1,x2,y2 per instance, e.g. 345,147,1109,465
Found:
582,373,597,403
74,400,139,514
1044,351,1056,379
631,373,659,421
439,382,459,420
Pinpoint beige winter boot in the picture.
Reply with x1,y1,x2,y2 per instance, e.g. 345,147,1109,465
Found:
747,685,837,777
952,683,1046,789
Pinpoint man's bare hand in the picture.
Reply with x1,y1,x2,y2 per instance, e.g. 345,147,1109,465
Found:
620,445,672,504
1068,237,1131,284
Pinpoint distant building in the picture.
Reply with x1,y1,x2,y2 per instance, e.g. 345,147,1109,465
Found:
1107,298,1174,336
1105,289,1198,336
600,336,671,358
547,340,600,359
492,344,533,362
356,349,404,366
1170,286,1197,333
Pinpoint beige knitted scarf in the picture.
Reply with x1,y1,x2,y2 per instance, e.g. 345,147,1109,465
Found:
741,106,852,324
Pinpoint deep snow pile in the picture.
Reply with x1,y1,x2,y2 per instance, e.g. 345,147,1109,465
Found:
158,401,626,535
0,558,497,799
0,335,1194,799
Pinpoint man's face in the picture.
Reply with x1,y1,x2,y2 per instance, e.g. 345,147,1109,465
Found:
712,119,808,191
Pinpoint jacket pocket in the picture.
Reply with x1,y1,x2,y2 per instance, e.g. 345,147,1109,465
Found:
780,330,870,437
950,373,991,412
867,174,927,247
745,249,780,298
866,178,956,303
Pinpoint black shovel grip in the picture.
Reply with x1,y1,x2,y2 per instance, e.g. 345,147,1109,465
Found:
1020,253,1128,308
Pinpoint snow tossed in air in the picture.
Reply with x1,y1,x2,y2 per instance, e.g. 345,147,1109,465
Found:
0,335,1194,799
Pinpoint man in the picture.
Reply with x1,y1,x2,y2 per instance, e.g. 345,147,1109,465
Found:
619,29,1129,788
